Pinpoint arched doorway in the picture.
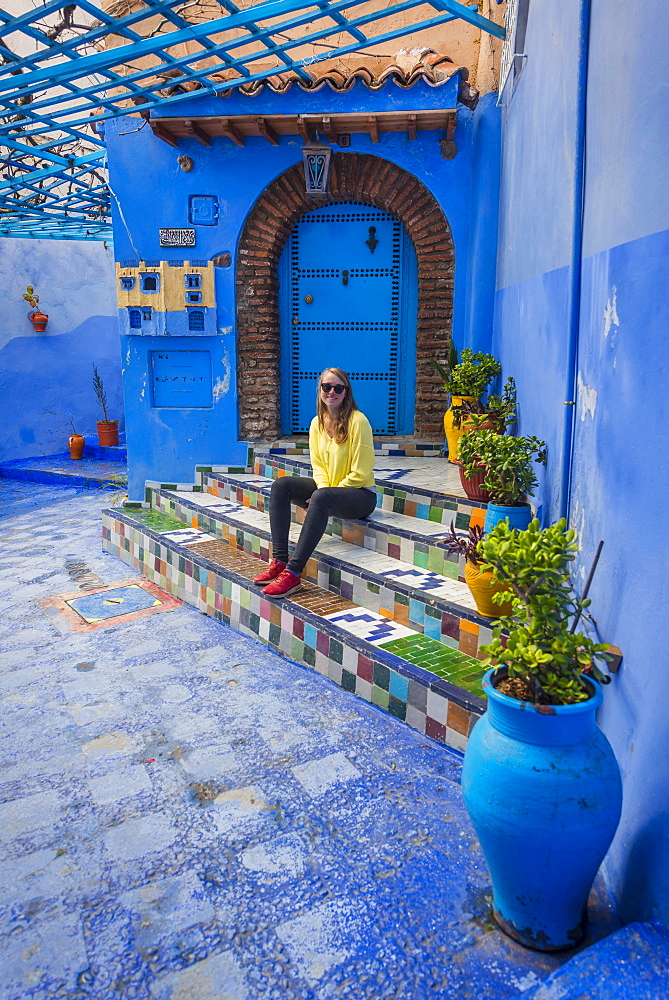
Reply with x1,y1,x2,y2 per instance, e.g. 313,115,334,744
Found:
236,153,455,441
278,201,418,435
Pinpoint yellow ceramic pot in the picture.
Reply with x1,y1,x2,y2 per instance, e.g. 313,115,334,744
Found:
465,561,514,618
444,395,477,463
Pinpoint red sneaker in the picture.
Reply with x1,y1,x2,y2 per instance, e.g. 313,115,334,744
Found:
262,568,302,598
252,559,286,585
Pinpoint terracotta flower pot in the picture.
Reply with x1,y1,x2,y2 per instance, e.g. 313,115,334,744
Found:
97,420,119,446
458,462,492,503
28,311,49,333
68,434,85,460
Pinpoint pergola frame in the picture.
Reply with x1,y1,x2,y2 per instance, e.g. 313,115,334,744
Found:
0,0,504,240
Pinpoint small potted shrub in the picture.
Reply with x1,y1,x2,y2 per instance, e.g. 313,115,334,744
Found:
461,518,622,950
23,285,48,332
428,349,501,462
93,364,119,446
455,378,517,501
458,428,546,531
443,521,513,618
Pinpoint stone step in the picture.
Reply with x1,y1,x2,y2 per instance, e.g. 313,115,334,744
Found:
200,470,471,583
0,454,128,490
150,486,496,659
248,450,487,531
514,921,669,1000
102,505,486,754
263,437,444,457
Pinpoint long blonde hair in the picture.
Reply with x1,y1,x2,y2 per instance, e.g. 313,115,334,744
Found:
316,367,358,444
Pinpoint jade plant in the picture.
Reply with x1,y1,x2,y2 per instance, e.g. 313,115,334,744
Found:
23,285,40,308
453,376,517,433
428,349,501,399
458,429,547,506
477,518,610,705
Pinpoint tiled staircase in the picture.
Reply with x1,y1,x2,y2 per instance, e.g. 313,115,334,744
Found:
102,439,499,754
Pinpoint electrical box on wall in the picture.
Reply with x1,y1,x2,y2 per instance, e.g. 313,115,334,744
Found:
151,350,213,407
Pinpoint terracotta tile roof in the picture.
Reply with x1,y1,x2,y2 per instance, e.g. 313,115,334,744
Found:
156,48,480,109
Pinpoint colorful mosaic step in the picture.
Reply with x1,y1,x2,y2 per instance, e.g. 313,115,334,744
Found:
102,507,485,752
201,471,476,582
150,487,497,656
265,438,444,457
252,450,490,527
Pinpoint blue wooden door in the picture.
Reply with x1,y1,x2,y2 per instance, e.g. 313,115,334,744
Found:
279,202,417,435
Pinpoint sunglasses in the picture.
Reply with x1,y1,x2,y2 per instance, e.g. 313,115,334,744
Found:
321,382,346,394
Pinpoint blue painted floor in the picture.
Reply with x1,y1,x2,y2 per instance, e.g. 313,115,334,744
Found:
0,455,128,491
0,483,622,1000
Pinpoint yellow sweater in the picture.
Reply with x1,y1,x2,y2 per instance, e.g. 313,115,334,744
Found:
309,410,376,489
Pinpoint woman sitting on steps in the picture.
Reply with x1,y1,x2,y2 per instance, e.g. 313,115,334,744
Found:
253,367,377,598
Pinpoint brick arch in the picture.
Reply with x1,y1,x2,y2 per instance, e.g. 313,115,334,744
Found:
236,153,454,440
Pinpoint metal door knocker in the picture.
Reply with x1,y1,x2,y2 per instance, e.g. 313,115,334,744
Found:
342,270,349,285
365,226,378,253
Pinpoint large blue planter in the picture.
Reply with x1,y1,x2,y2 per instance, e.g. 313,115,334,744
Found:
483,502,533,533
462,669,622,951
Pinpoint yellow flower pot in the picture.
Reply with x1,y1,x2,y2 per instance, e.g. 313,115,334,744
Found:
465,561,514,619
444,395,477,463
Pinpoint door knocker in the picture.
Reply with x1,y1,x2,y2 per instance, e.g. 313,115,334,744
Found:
342,270,349,286
365,226,378,253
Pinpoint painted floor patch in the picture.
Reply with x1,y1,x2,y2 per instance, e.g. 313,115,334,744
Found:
42,576,180,631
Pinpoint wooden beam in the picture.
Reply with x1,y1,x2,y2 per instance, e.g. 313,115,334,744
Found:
407,114,417,140
367,115,379,143
148,120,179,148
321,116,337,142
296,116,311,142
445,115,457,142
256,117,279,146
219,118,244,147
183,119,211,146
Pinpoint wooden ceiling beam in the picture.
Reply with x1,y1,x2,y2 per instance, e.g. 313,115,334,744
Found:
183,119,211,146
220,118,244,147
296,116,312,142
256,117,279,145
367,115,379,143
321,116,337,142
408,114,417,140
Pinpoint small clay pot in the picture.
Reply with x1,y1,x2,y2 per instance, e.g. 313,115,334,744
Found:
97,420,119,446
29,311,49,333
68,434,85,460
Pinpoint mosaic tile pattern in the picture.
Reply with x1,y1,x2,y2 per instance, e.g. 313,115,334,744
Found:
102,510,486,752
7,482,618,999
40,576,181,632
151,488,497,658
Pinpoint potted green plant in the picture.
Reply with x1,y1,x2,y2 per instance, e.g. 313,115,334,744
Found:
93,364,119,446
428,349,501,462
461,518,622,950
23,285,48,332
453,378,517,501
443,521,513,618
458,428,546,531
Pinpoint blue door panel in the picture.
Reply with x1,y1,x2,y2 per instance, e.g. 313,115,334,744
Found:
280,202,416,435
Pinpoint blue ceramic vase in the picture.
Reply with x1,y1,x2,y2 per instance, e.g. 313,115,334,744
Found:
462,669,622,951
483,502,532,533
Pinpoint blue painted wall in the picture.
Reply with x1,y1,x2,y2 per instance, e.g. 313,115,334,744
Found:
493,0,669,925
0,238,121,462
105,75,500,497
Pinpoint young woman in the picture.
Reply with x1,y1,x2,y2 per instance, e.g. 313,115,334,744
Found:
254,367,377,598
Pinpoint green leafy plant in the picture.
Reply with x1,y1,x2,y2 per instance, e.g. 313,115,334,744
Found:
451,376,517,432
23,285,39,308
458,429,547,505
477,519,610,705
429,349,501,399
92,364,110,422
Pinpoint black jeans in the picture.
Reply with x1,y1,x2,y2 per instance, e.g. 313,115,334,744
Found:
268,476,377,574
